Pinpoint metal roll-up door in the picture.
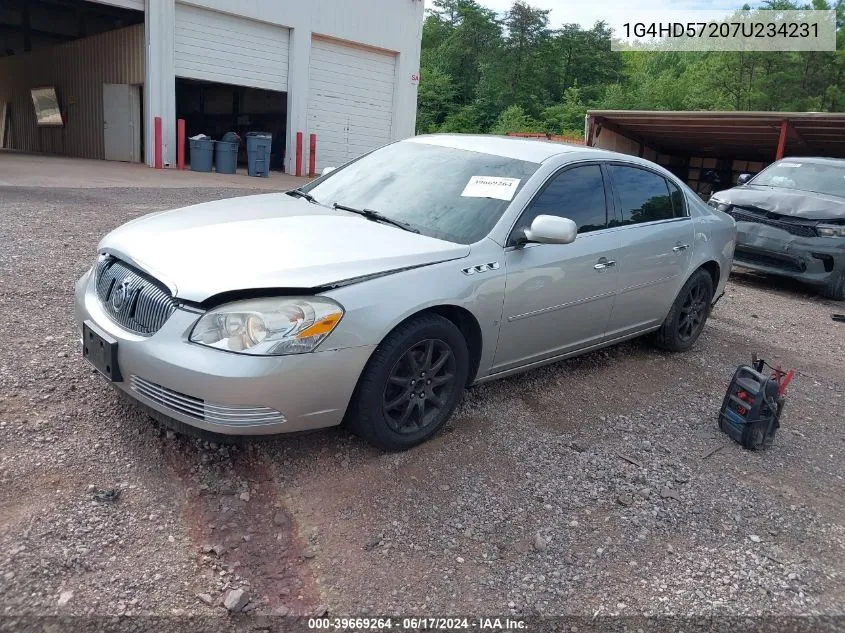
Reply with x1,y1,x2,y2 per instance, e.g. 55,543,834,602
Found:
174,5,289,91
307,37,397,170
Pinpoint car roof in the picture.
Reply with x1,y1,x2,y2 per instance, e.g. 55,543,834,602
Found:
407,133,613,164
776,156,845,166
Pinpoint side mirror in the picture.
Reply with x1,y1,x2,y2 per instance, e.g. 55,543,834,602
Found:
523,215,577,245
321,166,335,176
737,173,752,185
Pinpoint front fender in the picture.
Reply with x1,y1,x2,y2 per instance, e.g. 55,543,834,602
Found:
320,241,506,380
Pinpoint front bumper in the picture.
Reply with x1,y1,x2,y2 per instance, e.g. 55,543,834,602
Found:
733,223,845,287
74,269,374,435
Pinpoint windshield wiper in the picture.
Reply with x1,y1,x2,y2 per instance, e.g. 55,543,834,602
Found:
286,188,317,204
333,203,419,233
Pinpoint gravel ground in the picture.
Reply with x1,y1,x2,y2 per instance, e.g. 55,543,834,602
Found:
0,186,843,629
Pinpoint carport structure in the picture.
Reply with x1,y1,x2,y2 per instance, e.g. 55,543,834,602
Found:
586,110,845,197
586,110,845,161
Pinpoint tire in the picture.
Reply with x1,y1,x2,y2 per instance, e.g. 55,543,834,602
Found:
652,268,714,353
347,313,469,451
820,270,845,301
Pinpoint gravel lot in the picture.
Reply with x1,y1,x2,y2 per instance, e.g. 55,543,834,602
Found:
0,185,843,629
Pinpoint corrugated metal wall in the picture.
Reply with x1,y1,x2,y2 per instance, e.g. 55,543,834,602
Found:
593,127,659,161
0,24,144,159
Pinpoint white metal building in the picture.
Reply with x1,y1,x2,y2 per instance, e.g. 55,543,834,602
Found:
0,0,424,173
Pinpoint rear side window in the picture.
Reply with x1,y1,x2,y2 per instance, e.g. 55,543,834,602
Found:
667,180,687,217
521,165,608,235
609,165,674,225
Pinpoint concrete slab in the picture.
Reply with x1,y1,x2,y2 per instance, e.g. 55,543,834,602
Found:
0,151,311,189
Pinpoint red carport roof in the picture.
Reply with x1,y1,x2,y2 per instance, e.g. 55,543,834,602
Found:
587,110,845,161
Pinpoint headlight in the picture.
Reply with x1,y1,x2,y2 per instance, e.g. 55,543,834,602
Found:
816,224,845,238
189,297,344,356
708,197,731,213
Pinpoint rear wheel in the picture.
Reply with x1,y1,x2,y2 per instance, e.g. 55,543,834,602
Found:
820,269,845,301
347,314,469,451
652,269,714,352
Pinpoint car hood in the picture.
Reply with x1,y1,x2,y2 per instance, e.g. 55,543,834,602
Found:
715,185,845,220
99,193,470,302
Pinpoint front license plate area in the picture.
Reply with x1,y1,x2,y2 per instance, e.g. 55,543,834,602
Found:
83,321,121,381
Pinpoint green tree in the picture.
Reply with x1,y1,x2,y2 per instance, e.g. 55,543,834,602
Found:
416,68,457,133
541,85,588,135
426,0,502,103
500,1,551,113
440,105,483,132
489,105,543,134
415,0,845,135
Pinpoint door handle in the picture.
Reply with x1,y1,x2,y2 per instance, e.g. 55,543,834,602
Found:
594,259,616,270
673,244,690,252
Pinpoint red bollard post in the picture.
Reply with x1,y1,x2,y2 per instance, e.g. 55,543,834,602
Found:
308,133,316,177
177,119,186,170
154,117,163,169
295,132,303,177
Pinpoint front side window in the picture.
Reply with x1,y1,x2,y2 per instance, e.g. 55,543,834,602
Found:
516,164,608,238
301,141,540,244
609,165,675,225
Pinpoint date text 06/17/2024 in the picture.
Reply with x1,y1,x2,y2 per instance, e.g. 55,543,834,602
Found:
307,617,527,630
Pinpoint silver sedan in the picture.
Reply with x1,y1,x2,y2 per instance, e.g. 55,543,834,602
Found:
75,135,736,450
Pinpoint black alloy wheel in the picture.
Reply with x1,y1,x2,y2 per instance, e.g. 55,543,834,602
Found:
382,339,457,434
652,268,714,352
677,277,710,342
347,314,469,451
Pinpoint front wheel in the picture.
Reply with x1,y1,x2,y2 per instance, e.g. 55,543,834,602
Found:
347,314,469,451
652,269,714,352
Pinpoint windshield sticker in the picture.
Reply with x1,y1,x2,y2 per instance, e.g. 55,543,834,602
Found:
461,176,521,201
780,163,802,168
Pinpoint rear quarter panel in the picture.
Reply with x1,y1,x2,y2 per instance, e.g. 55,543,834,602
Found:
688,194,736,299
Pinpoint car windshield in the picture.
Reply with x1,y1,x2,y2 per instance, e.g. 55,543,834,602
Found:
300,141,540,244
751,161,845,198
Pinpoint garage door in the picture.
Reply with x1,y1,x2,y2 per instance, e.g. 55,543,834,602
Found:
307,37,396,170
174,5,289,91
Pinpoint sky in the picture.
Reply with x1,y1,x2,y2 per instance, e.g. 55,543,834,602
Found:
476,0,743,29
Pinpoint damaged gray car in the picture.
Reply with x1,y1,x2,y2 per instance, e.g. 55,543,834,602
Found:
709,157,845,300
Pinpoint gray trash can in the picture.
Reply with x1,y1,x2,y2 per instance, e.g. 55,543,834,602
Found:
246,132,272,177
189,138,214,172
214,141,238,174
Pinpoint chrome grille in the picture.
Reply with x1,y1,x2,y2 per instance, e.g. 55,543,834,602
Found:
727,207,819,238
129,376,286,427
95,257,178,335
